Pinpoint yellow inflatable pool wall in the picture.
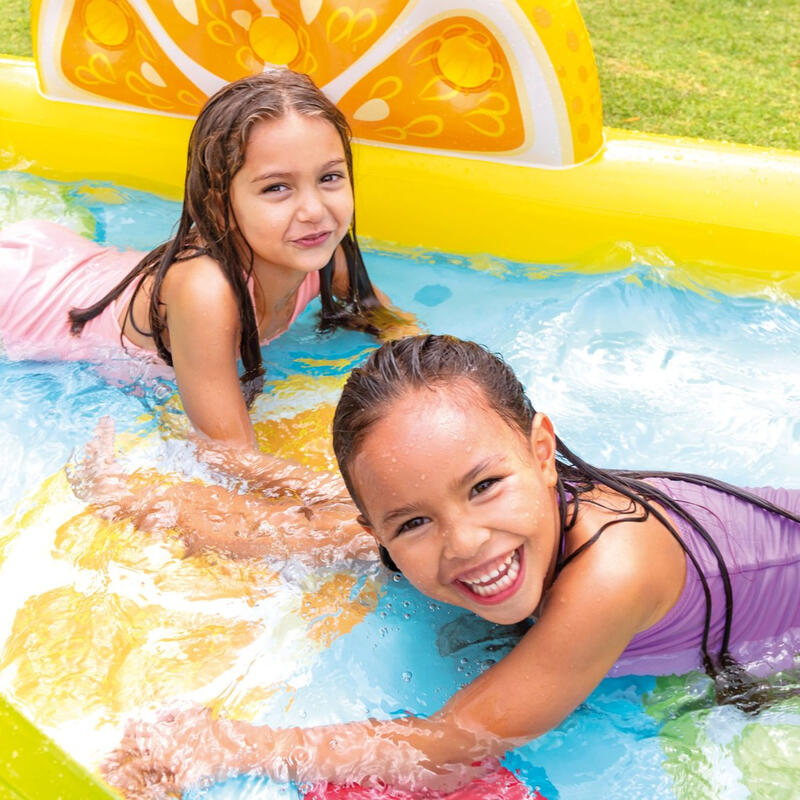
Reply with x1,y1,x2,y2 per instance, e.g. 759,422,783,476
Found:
0,0,797,293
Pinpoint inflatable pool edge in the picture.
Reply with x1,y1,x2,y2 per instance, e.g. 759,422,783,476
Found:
2,55,799,297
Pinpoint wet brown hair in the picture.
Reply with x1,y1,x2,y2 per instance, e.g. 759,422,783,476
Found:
333,334,800,709
69,70,383,403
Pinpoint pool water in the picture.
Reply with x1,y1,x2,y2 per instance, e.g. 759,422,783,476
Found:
0,172,798,800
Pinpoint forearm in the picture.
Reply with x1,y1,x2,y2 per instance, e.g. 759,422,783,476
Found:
200,444,349,505
228,715,506,792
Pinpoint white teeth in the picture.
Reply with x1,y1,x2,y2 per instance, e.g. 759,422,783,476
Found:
460,550,520,596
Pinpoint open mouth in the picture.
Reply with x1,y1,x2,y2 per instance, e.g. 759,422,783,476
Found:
455,547,524,605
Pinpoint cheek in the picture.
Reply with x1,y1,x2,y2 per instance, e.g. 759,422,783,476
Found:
390,539,443,592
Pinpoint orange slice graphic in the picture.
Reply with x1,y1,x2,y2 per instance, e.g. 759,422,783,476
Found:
140,0,266,82
35,0,603,165
267,0,410,86
338,16,523,153
56,0,206,114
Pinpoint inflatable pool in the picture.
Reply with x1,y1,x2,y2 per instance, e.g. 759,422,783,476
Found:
0,2,798,799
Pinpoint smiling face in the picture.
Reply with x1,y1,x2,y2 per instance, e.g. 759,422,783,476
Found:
229,111,354,277
351,382,562,625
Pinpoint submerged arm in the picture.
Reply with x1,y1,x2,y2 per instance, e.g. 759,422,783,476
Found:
104,526,664,796
68,419,373,562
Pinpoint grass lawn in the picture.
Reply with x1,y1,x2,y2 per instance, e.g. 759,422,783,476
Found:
1,1,798,150
0,0,30,58
580,0,800,150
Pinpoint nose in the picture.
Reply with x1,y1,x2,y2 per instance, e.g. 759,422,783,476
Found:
441,520,491,561
295,185,325,223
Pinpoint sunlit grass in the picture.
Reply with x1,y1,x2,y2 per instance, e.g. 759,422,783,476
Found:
580,0,800,149
0,0,31,57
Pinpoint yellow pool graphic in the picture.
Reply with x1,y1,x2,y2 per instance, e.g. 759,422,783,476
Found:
35,0,603,166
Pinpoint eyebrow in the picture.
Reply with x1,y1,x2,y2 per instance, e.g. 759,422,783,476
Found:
251,158,347,183
454,456,505,491
382,503,424,526
380,455,506,526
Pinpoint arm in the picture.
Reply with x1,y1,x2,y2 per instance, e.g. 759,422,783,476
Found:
160,256,256,447
194,436,351,505
103,521,672,796
68,419,374,562
161,259,347,501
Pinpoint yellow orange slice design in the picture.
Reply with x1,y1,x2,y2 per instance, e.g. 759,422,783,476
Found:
55,0,207,113
338,17,523,152
35,0,603,167
268,0,410,86
140,0,266,82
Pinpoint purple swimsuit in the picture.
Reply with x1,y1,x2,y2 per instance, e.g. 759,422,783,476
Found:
609,479,800,677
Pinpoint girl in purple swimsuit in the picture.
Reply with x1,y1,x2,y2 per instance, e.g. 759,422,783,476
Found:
102,334,799,798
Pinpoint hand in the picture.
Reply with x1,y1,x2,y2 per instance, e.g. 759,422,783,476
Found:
66,417,130,510
101,706,238,799
194,436,350,505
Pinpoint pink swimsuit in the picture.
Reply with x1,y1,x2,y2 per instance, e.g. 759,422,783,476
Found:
0,220,320,367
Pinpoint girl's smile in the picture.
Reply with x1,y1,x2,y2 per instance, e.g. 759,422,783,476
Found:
352,383,562,625
291,231,333,248
453,545,525,605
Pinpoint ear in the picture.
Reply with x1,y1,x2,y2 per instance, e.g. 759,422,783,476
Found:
356,514,375,538
529,412,558,487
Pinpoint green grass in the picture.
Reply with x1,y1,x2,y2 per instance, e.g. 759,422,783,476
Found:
579,0,800,150
0,0,31,57
1,1,799,149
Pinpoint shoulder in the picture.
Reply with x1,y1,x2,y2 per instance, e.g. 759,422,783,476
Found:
553,494,686,632
160,254,240,318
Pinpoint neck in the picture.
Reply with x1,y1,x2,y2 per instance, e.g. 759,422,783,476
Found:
252,259,307,307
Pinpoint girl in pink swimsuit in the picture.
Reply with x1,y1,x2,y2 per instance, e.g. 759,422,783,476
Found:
99,335,798,798
0,70,414,460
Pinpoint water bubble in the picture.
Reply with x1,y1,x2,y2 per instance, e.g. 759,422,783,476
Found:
401,671,412,682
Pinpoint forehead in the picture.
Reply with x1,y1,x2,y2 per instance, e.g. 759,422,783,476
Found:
242,111,344,165
350,384,528,514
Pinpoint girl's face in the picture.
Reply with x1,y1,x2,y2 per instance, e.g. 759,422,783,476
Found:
229,111,353,276
352,384,561,625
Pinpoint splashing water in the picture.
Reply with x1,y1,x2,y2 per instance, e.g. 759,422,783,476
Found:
0,172,798,800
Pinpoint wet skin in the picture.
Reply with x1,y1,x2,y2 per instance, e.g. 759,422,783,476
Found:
352,383,562,626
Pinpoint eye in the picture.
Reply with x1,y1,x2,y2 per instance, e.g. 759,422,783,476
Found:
396,516,430,536
262,182,289,194
470,477,501,498
321,171,346,185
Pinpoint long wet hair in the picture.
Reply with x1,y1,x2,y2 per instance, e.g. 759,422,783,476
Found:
333,335,800,709
69,70,383,403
